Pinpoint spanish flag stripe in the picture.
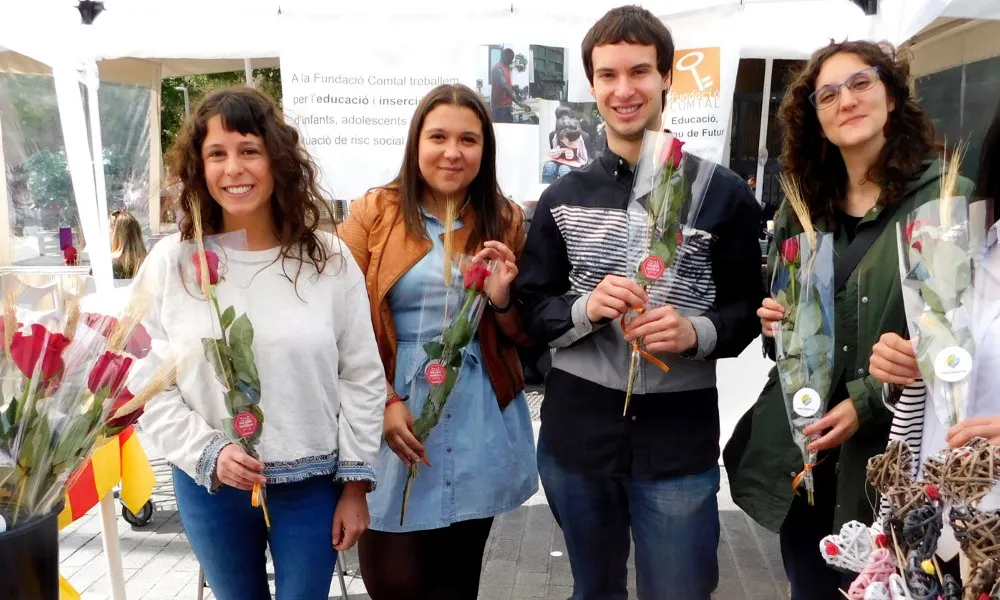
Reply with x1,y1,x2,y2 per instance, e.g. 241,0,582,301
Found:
66,462,99,522
90,437,122,499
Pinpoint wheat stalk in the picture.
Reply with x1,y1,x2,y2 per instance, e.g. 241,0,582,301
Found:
443,196,455,287
779,172,816,245
938,140,969,231
2,275,16,356
109,356,179,422
189,196,212,300
105,285,152,354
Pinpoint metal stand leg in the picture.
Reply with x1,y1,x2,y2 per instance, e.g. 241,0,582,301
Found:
336,553,350,600
196,567,206,600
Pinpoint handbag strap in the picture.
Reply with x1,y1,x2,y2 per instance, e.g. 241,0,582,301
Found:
833,206,894,292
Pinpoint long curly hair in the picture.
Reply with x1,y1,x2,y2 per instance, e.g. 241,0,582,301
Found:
778,41,939,224
167,86,336,285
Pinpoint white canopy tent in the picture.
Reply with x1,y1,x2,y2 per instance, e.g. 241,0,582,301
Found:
0,2,946,598
876,0,1000,46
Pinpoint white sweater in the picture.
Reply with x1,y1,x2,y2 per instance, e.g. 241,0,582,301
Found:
137,232,386,491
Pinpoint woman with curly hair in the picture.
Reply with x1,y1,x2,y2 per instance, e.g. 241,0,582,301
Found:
724,41,974,598
138,87,386,599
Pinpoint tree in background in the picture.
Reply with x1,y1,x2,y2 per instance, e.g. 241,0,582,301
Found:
160,68,282,154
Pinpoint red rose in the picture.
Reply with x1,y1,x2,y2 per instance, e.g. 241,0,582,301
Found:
63,245,78,266
464,263,491,293
87,351,133,397
80,315,151,359
192,250,220,287
874,534,887,548
675,231,684,245
105,386,143,433
781,238,800,264
82,313,117,338
125,325,152,359
659,136,685,170
10,324,71,381
824,542,839,557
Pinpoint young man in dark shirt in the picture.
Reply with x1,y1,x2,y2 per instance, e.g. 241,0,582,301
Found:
516,6,764,599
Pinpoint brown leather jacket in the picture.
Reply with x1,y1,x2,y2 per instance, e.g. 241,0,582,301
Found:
336,187,529,410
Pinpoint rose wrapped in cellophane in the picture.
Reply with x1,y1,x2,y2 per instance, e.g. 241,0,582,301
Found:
0,270,168,531
181,222,269,526
399,254,496,525
622,130,717,414
895,155,981,429
769,177,836,506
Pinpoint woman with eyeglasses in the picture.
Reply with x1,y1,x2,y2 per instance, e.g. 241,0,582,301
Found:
724,41,973,599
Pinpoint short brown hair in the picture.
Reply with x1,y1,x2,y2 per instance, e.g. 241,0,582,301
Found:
582,6,675,84
778,41,938,222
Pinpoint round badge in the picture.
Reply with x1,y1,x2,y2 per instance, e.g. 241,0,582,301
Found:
0,514,6,534
233,411,259,438
425,362,447,386
933,346,973,383
640,255,666,281
792,387,821,418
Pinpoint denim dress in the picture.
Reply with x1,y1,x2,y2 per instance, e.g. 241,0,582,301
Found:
366,211,538,533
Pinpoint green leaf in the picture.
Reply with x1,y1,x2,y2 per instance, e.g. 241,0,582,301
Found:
222,417,237,440
794,302,823,338
202,338,232,384
52,417,89,466
423,341,445,361
930,240,972,290
220,306,236,331
228,314,259,384
920,280,954,313
777,357,805,393
649,184,667,221
442,318,473,349
449,351,464,369
225,390,252,413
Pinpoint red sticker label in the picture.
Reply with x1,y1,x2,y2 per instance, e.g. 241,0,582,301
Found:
233,411,259,438
640,255,665,281
425,362,447,386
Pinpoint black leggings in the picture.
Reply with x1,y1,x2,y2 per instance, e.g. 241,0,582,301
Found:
358,517,494,600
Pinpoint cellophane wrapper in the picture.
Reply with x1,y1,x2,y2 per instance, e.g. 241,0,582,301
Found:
771,231,836,503
896,197,981,428
623,130,717,395
0,270,154,529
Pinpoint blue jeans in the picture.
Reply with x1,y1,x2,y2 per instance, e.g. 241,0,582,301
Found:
537,441,720,600
173,467,341,600
542,161,573,183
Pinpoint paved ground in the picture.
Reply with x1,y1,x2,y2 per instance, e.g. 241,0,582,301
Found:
61,357,791,599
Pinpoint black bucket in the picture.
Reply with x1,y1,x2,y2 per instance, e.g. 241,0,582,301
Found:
0,503,61,600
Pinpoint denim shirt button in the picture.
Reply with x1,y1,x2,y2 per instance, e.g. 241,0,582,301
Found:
446,447,452,453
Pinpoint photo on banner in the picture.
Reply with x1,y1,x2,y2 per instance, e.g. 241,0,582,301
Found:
535,101,604,184
477,43,576,126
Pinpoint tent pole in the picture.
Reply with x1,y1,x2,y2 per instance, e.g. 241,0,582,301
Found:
0,91,10,265
754,58,774,206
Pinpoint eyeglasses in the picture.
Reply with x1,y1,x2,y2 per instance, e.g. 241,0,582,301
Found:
809,67,880,110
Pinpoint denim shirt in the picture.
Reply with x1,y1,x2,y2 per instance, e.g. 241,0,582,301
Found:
366,211,538,532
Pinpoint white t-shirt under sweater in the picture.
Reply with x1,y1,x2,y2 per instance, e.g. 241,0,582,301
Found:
137,232,386,491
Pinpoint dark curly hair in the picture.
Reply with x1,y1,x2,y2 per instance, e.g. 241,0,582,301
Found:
167,86,336,286
778,41,939,223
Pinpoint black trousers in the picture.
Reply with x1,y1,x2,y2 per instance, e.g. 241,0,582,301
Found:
358,517,494,600
778,453,853,600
